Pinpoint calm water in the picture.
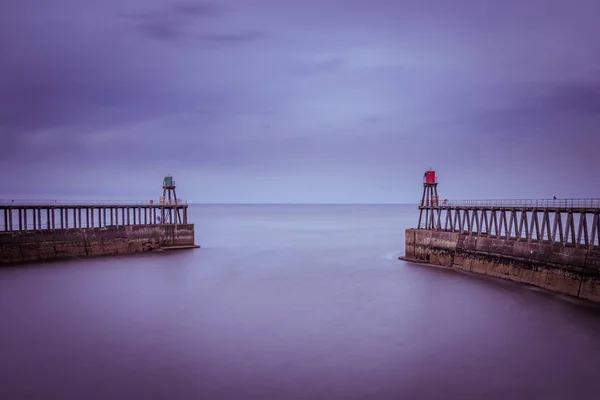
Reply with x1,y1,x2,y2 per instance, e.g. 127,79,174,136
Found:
1,204,599,399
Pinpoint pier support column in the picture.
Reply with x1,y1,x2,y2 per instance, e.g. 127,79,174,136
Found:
144,208,147,224
110,208,114,227
51,209,55,230
60,208,64,229
78,208,82,229
133,208,137,225
127,208,130,225
184,207,187,224
8,208,13,231
32,208,37,232
65,208,69,230
24,208,28,232
91,208,94,228
37,208,42,230
3,209,7,231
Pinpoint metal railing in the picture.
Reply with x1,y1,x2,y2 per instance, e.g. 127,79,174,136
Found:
0,199,187,206
431,198,600,209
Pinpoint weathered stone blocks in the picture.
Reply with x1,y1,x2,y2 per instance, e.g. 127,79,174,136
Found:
0,224,196,266
404,228,600,303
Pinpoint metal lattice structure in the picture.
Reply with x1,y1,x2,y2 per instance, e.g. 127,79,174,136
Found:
0,176,190,232
418,200,600,248
160,175,182,224
0,204,189,232
415,170,600,248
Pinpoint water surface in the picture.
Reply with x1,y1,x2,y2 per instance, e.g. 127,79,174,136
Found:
1,204,599,399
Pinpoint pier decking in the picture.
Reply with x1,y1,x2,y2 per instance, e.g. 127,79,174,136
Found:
418,198,600,248
0,200,188,233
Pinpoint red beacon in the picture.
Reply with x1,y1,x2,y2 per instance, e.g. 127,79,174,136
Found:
418,169,440,229
421,170,439,206
424,170,436,185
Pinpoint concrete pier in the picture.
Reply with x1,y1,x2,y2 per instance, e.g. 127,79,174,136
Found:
0,201,189,232
0,200,198,266
403,198,600,303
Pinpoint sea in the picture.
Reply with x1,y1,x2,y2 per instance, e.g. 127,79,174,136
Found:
1,204,599,399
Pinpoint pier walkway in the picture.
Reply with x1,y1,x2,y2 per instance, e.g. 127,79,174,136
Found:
0,199,189,232
418,198,600,248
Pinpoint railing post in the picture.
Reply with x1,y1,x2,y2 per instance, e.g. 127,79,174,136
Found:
32,208,37,232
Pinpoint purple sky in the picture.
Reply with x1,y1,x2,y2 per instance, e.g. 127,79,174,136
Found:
2,0,599,203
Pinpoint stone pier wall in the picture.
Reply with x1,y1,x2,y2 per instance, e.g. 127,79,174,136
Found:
404,229,600,303
0,224,197,266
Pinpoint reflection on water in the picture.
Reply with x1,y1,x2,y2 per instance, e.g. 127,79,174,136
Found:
1,204,599,399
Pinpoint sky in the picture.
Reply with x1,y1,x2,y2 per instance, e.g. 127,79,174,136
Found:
1,0,599,203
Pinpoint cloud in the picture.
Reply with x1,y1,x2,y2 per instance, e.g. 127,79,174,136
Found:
2,0,600,201
121,1,262,46
173,1,219,16
121,2,218,42
457,79,600,136
196,30,264,45
547,81,600,116
290,56,347,77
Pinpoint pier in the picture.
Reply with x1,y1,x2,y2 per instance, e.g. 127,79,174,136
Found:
404,171,600,303
1,200,189,232
0,176,198,266
418,198,600,248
